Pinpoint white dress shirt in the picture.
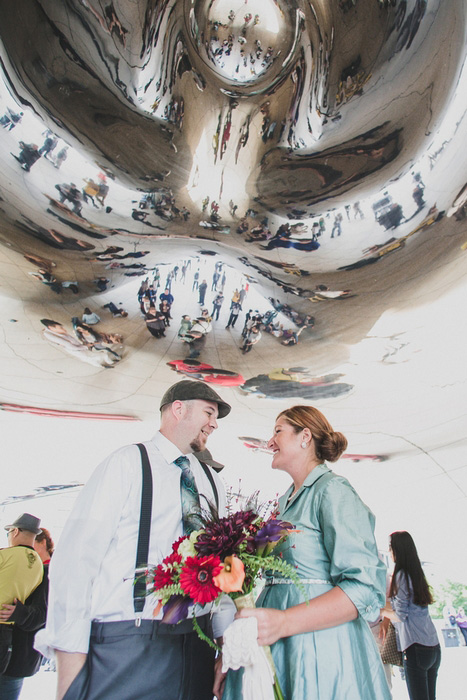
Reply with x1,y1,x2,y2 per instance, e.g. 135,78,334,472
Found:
36,431,234,656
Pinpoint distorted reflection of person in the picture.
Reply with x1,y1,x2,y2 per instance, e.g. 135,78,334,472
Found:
219,405,391,700
82,308,100,325
38,131,58,160
53,145,68,169
102,301,128,317
383,531,441,700
145,305,166,338
0,108,23,130
55,183,83,215
71,318,121,364
40,319,116,368
11,142,41,172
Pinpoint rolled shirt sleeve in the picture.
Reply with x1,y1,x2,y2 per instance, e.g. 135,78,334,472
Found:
36,439,228,658
211,594,236,639
36,448,138,656
390,571,410,621
318,477,387,621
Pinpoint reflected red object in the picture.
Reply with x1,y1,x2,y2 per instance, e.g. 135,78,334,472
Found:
0,403,137,420
342,454,388,462
167,360,244,386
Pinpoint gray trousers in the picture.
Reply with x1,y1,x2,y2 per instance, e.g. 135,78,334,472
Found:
63,615,216,700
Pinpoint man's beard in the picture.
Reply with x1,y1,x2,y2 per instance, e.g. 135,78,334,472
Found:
190,433,206,453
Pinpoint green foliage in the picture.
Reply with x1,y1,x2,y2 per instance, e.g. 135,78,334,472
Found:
192,613,221,652
430,580,467,618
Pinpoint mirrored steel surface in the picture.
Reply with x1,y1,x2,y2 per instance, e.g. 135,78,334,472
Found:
0,0,465,436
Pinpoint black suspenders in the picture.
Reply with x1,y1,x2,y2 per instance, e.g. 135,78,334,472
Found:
132,445,219,615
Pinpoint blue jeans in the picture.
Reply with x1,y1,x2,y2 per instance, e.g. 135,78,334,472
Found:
0,675,24,700
404,642,441,700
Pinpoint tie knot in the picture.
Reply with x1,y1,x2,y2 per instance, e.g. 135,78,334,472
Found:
174,455,190,470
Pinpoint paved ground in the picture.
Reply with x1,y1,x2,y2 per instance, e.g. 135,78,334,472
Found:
19,644,466,700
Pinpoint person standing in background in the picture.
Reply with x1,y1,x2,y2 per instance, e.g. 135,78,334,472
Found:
383,531,441,700
0,514,43,679
455,608,467,645
0,528,53,699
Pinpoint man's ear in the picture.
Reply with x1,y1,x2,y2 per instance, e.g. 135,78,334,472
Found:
171,400,185,420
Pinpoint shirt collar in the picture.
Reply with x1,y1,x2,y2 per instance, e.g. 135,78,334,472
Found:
151,431,193,466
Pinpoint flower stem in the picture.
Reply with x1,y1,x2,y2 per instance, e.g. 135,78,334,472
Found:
191,614,221,653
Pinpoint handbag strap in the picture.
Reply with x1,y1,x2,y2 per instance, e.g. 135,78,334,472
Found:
133,443,153,614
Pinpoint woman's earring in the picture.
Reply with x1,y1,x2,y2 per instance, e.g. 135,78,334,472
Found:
301,441,307,449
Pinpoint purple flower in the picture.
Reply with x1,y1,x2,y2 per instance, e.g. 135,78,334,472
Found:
161,595,192,624
254,519,294,556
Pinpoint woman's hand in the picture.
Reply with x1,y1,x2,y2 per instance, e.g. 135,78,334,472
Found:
236,607,287,646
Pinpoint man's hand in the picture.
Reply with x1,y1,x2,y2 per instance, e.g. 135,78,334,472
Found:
213,654,227,700
0,601,17,621
56,650,87,700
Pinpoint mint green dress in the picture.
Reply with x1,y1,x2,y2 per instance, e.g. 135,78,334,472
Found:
223,464,391,700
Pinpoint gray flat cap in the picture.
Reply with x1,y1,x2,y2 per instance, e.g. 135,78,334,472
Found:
160,380,231,418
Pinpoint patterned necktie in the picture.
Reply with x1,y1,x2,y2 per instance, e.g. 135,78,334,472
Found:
174,456,203,534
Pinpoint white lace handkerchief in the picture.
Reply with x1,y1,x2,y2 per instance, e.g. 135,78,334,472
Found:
222,618,275,700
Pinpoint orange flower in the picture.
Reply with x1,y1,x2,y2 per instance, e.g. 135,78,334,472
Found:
213,555,245,593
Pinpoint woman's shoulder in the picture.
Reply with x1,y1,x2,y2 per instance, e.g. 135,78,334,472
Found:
314,468,372,515
315,468,355,496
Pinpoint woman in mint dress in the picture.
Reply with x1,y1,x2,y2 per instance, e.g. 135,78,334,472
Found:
220,405,391,700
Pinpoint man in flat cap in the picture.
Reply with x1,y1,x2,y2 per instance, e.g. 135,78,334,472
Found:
37,380,234,700
0,514,43,678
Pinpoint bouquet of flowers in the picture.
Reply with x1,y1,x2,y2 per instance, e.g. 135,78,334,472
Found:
148,494,300,699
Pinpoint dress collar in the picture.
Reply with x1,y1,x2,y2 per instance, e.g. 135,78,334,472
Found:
280,463,329,512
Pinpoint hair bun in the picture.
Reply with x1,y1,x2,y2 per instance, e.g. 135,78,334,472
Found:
320,430,348,462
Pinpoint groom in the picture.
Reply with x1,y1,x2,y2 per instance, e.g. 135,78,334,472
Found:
36,380,233,700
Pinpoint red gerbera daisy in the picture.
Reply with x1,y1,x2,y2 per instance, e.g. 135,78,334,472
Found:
153,551,182,589
179,555,222,604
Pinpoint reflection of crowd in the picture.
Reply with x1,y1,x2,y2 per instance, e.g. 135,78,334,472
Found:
40,317,123,369
28,269,79,295
205,11,275,81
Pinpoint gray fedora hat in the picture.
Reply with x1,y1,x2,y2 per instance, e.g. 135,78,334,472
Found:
5,513,42,535
160,380,231,418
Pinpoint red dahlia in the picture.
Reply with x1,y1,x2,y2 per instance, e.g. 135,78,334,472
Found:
195,510,259,559
154,551,182,589
179,555,222,604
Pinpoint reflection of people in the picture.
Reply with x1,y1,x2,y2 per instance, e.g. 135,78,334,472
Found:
221,405,390,700
82,308,100,325
241,325,261,353
0,108,23,130
103,302,128,317
36,381,234,700
12,142,41,171
0,528,53,697
41,319,116,368
384,531,441,700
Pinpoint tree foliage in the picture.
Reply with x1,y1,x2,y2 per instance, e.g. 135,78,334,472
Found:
430,580,467,619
